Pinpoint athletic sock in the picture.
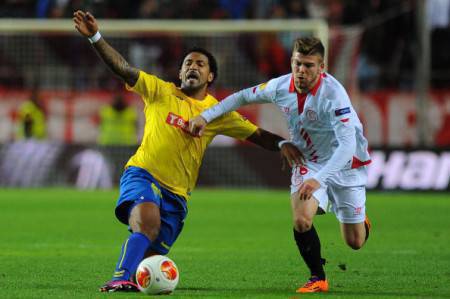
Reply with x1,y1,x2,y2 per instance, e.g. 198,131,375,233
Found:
112,232,151,281
293,225,326,280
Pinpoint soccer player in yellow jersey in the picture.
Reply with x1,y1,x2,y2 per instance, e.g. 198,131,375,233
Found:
74,10,303,293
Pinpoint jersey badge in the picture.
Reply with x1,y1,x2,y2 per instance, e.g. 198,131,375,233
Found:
306,109,318,121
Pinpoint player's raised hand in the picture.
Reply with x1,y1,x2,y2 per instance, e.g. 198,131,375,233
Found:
280,142,304,169
73,10,99,37
189,115,207,137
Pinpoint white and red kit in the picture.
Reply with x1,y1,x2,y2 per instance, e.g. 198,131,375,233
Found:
202,73,371,223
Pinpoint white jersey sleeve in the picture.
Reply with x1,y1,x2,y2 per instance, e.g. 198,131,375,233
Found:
201,78,279,123
312,92,357,185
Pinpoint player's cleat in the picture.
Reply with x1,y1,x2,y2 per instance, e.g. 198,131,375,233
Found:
364,215,372,241
99,280,139,292
296,277,329,293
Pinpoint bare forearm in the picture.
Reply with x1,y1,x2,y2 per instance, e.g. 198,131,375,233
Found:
246,128,283,151
92,38,139,86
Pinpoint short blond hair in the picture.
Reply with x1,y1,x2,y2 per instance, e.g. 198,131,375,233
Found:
292,37,325,60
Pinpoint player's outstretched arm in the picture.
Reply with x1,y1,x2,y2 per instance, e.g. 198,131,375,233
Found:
246,128,304,167
73,10,139,87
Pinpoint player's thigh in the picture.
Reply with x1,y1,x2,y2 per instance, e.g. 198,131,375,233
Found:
290,165,329,219
115,166,163,225
328,185,366,224
291,185,328,231
329,185,366,247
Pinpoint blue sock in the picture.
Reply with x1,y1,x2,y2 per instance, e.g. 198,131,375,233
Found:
112,232,151,281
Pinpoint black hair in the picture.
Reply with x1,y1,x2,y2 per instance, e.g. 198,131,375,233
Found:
180,47,218,86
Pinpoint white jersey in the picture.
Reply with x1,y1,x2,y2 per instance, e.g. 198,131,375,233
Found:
202,73,371,187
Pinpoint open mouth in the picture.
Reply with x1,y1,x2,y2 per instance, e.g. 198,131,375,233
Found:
186,72,199,80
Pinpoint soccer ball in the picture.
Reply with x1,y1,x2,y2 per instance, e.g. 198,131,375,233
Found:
135,255,179,295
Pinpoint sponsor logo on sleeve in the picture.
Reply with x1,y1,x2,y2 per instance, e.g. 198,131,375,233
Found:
258,82,268,90
252,82,268,93
335,107,351,116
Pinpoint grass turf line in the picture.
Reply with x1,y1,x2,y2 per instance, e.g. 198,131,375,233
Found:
0,189,449,298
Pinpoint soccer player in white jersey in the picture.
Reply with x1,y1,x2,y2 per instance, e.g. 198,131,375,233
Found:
189,37,372,293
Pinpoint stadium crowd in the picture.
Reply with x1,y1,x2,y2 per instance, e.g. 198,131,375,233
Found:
0,0,449,90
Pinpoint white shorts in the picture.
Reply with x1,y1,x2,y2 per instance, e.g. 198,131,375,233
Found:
290,165,366,224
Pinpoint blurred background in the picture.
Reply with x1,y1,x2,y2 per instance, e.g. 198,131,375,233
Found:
0,0,449,191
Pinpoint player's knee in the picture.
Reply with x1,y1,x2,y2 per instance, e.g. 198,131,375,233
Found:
129,203,161,241
129,217,160,241
293,216,313,233
346,238,365,250
138,221,161,241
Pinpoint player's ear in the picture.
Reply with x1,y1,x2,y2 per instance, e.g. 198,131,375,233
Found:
319,61,325,71
179,69,183,81
207,72,214,84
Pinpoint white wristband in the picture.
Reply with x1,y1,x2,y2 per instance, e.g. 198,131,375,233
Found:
278,140,290,149
88,31,101,44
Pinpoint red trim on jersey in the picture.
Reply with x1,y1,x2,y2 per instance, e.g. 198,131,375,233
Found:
289,74,324,114
351,157,371,169
288,73,324,94
297,93,307,114
289,75,295,93
309,73,323,96
340,118,350,123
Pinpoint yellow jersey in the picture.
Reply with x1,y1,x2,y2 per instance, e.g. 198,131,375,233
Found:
125,71,257,199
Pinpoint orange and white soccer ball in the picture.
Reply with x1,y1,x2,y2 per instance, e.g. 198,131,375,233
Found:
136,255,179,295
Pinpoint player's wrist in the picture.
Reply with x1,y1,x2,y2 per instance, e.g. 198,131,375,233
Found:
312,175,324,188
199,113,210,124
278,140,290,149
88,31,101,44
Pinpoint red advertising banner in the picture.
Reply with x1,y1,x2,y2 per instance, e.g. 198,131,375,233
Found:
1,89,450,146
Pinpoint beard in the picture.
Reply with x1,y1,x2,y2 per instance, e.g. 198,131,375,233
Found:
296,73,320,91
181,80,207,95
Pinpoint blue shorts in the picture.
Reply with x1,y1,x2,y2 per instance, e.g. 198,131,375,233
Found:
115,166,188,255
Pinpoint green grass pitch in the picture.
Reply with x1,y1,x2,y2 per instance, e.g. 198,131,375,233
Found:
0,188,449,298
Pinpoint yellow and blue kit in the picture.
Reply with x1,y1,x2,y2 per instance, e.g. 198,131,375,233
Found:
114,71,257,267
